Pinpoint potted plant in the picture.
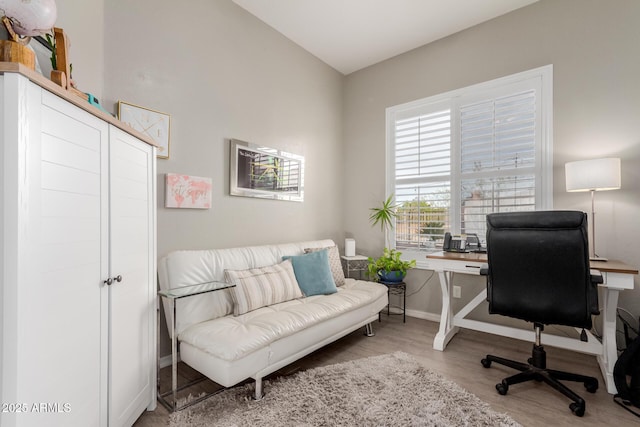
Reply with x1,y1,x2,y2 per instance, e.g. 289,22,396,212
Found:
367,247,416,283
367,195,416,282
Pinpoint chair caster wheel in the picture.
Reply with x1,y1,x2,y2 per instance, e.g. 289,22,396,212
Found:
481,358,491,368
584,379,598,393
496,382,508,395
570,402,585,417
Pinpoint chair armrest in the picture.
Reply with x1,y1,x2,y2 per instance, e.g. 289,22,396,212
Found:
590,269,603,285
480,264,489,276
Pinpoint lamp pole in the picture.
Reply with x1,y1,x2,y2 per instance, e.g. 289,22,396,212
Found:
565,157,621,260
590,189,596,259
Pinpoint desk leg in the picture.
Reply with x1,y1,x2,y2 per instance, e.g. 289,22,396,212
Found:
598,287,621,394
433,270,459,351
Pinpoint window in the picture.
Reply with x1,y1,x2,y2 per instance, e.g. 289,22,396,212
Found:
386,66,553,256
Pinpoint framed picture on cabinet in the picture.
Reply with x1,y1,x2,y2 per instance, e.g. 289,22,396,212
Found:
118,101,171,158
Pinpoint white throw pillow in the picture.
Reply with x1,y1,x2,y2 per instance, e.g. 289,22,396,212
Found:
225,259,303,316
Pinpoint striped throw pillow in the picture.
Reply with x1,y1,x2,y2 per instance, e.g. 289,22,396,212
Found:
225,259,303,316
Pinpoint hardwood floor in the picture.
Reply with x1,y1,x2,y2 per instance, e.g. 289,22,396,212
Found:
135,316,638,426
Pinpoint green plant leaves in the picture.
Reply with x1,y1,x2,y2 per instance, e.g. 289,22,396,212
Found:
369,194,397,231
367,248,416,282
44,32,56,70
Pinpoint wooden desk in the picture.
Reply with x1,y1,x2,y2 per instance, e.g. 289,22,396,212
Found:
424,251,638,394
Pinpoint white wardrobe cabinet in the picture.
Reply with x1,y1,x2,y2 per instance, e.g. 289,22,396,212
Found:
0,69,157,427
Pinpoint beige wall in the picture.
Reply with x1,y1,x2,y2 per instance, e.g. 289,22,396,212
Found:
55,0,104,101
102,0,345,258
98,0,344,357
343,0,640,319
51,0,639,334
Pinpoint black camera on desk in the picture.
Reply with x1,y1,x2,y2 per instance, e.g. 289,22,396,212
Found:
443,232,483,253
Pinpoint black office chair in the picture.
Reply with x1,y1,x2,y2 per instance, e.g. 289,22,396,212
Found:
480,211,602,417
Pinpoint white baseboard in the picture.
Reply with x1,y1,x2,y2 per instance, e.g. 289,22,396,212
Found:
404,309,440,323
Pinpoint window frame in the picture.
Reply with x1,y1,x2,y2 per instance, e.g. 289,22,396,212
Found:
385,65,553,266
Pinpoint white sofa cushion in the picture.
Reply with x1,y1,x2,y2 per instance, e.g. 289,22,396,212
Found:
178,278,387,363
180,281,388,388
225,259,303,315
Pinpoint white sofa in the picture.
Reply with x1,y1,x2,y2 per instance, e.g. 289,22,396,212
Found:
157,239,388,399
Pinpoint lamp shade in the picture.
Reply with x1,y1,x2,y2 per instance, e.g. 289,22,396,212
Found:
565,157,621,192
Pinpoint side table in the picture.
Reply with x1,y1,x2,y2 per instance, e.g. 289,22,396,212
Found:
341,255,369,279
378,281,406,323
157,280,235,412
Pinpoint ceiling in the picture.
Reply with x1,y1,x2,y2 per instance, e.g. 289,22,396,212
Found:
232,0,539,75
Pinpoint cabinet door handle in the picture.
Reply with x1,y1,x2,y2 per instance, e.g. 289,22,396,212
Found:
104,276,123,286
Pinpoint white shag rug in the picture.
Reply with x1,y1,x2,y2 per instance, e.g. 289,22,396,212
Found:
170,352,521,426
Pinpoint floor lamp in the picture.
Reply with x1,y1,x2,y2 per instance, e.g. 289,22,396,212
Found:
565,157,621,260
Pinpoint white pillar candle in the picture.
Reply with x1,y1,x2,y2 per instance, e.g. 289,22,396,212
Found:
345,238,356,257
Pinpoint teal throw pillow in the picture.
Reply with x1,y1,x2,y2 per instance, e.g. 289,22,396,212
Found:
283,249,337,297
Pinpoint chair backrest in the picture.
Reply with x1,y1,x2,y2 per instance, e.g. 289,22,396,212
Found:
485,210,596,329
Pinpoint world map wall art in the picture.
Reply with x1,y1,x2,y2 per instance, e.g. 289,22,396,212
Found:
165,173,212,209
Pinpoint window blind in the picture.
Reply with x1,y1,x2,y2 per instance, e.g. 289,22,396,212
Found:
459,90,537,237
394,109,452,250
395,110,451,180
387,66,552,254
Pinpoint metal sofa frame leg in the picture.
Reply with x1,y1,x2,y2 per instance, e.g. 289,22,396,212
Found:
254,377,264,401
365,322,375,337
